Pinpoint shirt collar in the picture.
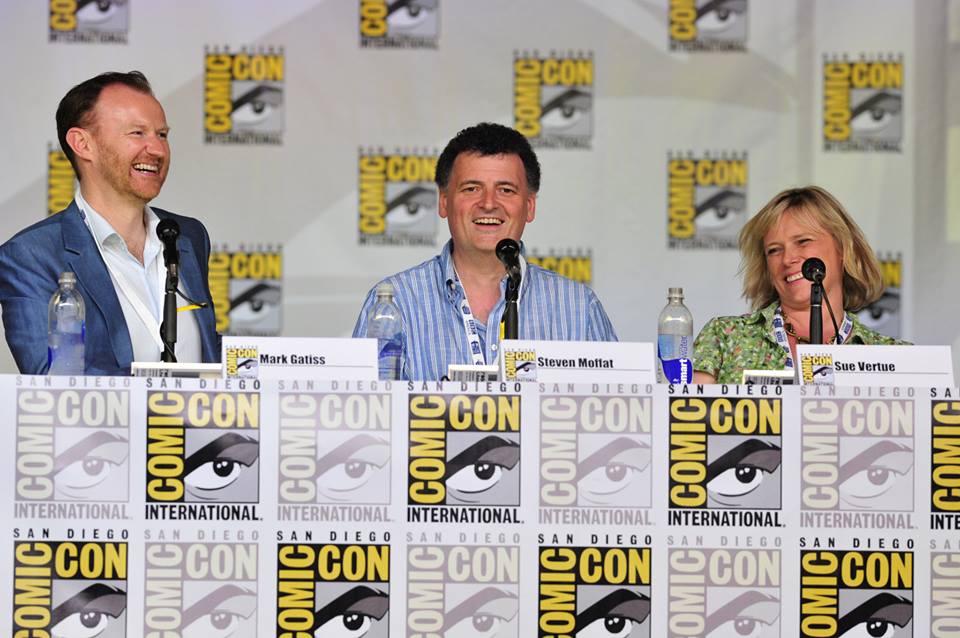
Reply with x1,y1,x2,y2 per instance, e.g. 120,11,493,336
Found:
76,188,161,255
440,239,529,303
756,299,858,344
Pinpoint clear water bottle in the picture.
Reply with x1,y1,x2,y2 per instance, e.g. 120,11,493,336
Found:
657,287,693,384
48,271,85,375
366,282,404,380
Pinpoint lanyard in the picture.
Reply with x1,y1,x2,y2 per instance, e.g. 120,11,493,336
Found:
772,306,853,371
452,257,527,366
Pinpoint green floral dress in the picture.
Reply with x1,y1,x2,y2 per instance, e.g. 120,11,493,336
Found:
693,301,904,384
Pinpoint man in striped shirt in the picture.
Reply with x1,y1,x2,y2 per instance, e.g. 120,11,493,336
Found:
353,122,617,380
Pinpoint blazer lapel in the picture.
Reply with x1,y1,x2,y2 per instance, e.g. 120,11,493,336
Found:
61,202,134,368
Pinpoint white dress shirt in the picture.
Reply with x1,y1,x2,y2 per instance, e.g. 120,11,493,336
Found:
76,189,202,364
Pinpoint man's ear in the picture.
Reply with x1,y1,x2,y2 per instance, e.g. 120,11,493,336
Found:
526,193,536,223
438,188,449,219
65,126,94,163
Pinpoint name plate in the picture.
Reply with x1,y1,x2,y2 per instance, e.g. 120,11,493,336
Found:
222,337,378,380
499,340,655,383
795,344,955,386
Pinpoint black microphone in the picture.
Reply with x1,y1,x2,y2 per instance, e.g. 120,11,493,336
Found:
495,238,521,279
802,257,826,284
157,219,180,267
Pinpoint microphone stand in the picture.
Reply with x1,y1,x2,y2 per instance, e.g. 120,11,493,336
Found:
161,263,178,362
503,272,520,341
808,280,823,345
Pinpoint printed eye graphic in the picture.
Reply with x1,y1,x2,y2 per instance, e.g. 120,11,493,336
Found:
576,589,650,638
230,283,281,323
695,0,747,33
695,190,746,231
314,585,389,638
387,0,437,30
850,92,902,133
445,436,520,501
386,186,437,228
839,441,913,505
232,85,283,125
181,584,257,638
237,358,258,370
540,89,592,130
315,434,390,501
443,587,518,638
55,431,128,497
76,0,121,25
50,583,126,638
577,438,651,505
705,591,780,638
837,592,912,638
706,440,781,500
857,290,899,331
184,432,259,494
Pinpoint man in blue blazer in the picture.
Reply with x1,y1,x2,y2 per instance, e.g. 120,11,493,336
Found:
0,71,219,375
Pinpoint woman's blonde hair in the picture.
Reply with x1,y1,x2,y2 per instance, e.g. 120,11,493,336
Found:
739,186,884,312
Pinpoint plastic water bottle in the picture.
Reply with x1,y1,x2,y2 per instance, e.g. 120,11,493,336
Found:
48,271,85,375
657,287,693,384
366,282,404,380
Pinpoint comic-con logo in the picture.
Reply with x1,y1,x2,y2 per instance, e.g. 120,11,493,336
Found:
145,390,261,519
800,549,913,637
15,388,130,519
668,397,782,526
527,249,592,285
823,54,903,152
930,550,960,637
49,0,129,43
503,350,538,382
668,547,780,636
540,393,653,525
358,148,438,246
538,545,651,637
800,398,914,529
209,245,283,336
203,46,285,144
931,401,960,526
48,145,74,216
407,393,521,523
277,543,390,637
225,347,260,379
144,542,257,636
514,50,594,149
668,0,748,52
800,354,835,385
407,542,519,636
858,253,902,339
359,0,439,49
668,151,748,249
13,540,128,637
278,391,391,522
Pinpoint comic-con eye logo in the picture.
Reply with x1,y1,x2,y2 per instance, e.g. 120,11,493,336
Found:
858,253,902,339
540,394,653,525
144,542,257,636
204,46,285,145
668,152,748,250
527,249,593,285
539,546,652,637
13,541,128,637
503,350,538,382
359,0,439,49
48,145,74,217
209,246,283,336
800,550,913,637
801,399,914,527
669,548,781,637
49,0,129,43
145,391,260,505
668,0,748,52
931,551,960,638
408,394,521,506
277,543,390,637
932,401,960,518
800,355,835,385
823,54,903,152
514,50,594,149
358,149,438,247
225,347,260,379
15,389,130,515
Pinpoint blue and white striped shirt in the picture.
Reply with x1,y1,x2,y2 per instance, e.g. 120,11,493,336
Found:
353,241,618,380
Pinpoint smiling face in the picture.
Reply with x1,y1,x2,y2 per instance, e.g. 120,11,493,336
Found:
763,208,844,314
82,83,170,206
439,152,536,263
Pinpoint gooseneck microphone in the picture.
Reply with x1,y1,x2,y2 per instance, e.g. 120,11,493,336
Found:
157,219,181,362
800,257,840,345
495,238,522,279
801,257,826,284
496,239,522,341
157,219,181,268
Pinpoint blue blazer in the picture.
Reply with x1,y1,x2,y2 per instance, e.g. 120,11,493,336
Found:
0,201,220,375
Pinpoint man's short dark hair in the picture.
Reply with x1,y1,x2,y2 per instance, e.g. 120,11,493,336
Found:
56,70,154,177
435,122,541,192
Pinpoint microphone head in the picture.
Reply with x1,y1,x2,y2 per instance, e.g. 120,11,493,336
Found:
157,219,180,243
495,238,520,261
802,257,826,283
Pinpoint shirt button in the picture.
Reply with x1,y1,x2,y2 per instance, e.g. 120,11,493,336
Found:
491,344,498,351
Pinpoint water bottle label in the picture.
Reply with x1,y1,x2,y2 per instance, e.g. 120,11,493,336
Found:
658,337,692,383
660,357,693,384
